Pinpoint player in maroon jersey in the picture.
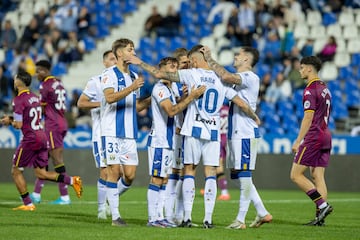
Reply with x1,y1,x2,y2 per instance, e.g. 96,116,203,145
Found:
1,70,82,211
29,60,73,204
290,56,333,226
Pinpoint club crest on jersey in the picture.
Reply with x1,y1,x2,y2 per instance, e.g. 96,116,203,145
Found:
304,100,311,109
102,76,108,84
158,89,165,98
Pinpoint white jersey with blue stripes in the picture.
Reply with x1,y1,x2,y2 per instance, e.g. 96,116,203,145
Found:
178,68,237,141
100,66,139,139
82,74,102,142
147,81,176,149
228,71,260,140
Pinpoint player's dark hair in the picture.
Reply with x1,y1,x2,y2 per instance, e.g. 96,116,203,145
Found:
16,70,32,86
158,57,178,68
35,60,51,70
187,44,204,58
300,56,322,72
103,50,113,60
112,38,134,58
173,48,188,60
242,46,259,67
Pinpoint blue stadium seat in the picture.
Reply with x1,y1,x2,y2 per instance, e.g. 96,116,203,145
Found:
259,101,276,113
139,37,153,50
169,37,183,51
109,11,123,26
332,101,349,120
198,24,212,37
328,116,336,131
83,36,96,52
347,90,360,107
123,0,137,13
255,63,270,79
350,53,360,67
338,66,353,79
186,36,199,50
52,63,68,77
322,12,337,26
277,100,294,117
154,37,168,50
182,25,197,37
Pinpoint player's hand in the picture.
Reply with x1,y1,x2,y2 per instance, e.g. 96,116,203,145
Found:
1,115,12,126
255,115,261,126
182,85,188,96
200,46,212,60
190,85,206,99
125,55,142,65
292,141,300,154
132,76,145,90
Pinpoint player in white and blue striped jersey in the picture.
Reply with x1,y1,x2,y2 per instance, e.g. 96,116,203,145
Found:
202,46,272,229
100,38,151,227
126,44,260,229
146,57,205,228
77,50,117,220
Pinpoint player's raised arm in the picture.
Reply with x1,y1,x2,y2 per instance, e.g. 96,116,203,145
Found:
201,46,242,85
126,55,181,82
161,85,206,117
231,95,260,125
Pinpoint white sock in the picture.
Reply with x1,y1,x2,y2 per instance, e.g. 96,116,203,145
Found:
164,178,178,220
175,179,184,221
203,176,217,224
157,185,166,220
236,177,252,223
98,179,107,211
107,182,120,220
147,184,160,222
182,176,195,221
117,177,130,196
250,183,269,217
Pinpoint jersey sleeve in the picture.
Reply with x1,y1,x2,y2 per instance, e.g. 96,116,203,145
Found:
153,84,172,104
237,72,250,88
303,88,316,112
224,85,238,100
100,69,115,92
83,76,98,100
12,98,24,122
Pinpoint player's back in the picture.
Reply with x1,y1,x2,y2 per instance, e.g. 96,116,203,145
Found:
303,80,332,149
229,71,260,139
13,90,48,150
178,68,237,141
39,76,68,132
83,75,102,141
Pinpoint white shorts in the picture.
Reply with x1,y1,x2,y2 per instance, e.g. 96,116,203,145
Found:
101,136,139,166
183,136,220,166
173,134,184,169
148,147,174,177
227,138,258,170
93,141,106,168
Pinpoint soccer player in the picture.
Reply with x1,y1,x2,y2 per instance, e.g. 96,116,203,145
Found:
100,38,151,227
147,57,205,227
77,50,117,219
1,70,82,211
290,56,333,226
163,48,190,225
126,45,260,228
201,46,272,229
217,102,231,201
30,60,74,205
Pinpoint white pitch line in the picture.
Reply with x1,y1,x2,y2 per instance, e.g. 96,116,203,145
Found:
1,198,359,205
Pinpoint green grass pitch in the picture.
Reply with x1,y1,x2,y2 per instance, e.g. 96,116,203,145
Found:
0,183,359,240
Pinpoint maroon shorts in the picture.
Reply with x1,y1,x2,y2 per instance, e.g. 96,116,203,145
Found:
13,143,48,168
47,130,67,149
220,134,227,159
293,144,330,167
